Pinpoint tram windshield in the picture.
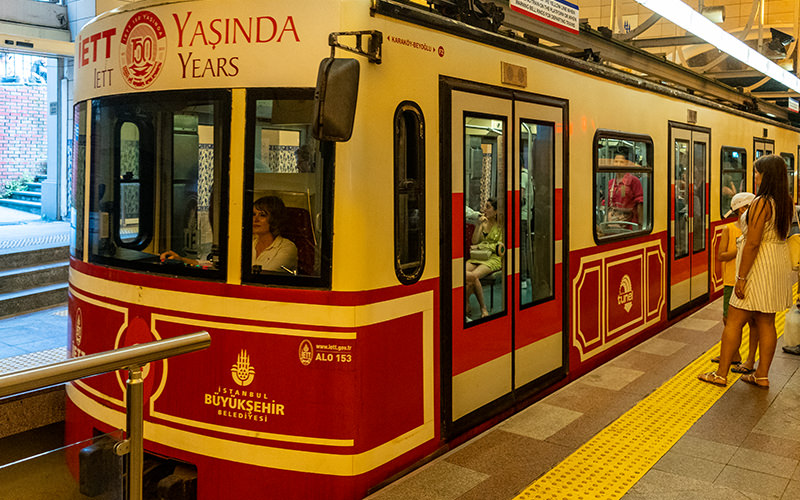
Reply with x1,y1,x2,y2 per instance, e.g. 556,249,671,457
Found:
79,88,330,284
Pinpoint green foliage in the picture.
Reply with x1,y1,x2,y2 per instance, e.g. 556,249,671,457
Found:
1,175,34,198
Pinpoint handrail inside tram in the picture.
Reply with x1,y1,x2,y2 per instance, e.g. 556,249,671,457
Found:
0,331,211,500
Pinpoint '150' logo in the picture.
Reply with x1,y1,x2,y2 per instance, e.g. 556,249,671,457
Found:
120,10,167,89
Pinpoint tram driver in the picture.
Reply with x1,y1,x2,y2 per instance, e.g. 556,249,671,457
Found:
160,195,298,274
251,195,298,274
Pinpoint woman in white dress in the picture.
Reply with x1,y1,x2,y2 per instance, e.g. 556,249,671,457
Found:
699,154,794,389
252,195,298,273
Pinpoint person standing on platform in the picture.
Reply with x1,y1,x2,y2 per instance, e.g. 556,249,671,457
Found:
711,191,758,374
699,154,794,388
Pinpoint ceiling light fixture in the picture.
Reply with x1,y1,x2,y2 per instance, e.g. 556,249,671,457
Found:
635,0,800,93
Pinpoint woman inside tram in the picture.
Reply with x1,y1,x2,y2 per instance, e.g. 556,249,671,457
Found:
466,197,504,319
160,195,298,273
251,195,298,273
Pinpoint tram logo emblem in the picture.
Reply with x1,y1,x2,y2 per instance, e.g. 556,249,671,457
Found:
618,274,634,313
299,339,314,366
231,350,255,386
119,11,167,89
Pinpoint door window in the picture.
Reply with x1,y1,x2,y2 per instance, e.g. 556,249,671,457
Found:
674,140,690,259
720,147,746,218
692,141,707,252
464,115,506,322
519,120,553,306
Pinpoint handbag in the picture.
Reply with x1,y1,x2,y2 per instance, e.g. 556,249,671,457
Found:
784,304,800,346
469,248,491,261
789,207,800,270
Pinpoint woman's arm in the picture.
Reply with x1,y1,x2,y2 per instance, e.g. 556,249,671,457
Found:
717,226,735,262
471,218,486,245
734,197,771,298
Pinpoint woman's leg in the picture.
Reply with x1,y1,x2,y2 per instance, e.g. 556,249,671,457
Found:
465,263,477,316
466,264,493,317
715,306,752,377
752,312,777,379
740,318,759,370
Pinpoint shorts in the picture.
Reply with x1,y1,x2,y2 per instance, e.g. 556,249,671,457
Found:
723,285,733,318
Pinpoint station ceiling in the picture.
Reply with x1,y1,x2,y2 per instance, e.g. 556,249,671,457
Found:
572,1,799,112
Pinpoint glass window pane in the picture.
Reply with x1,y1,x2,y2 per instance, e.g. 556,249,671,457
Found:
119,122,140,245
674,140,690,259
782,153,795,200
720,147,746,218
89,91,227,277
594,135,652,241
520,120,553,306
464,115,506,322
245,96,327,282
394,102,425,284
693,142,706,252
70,102,86,259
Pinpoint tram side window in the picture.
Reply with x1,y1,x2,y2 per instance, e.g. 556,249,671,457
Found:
243,92,329,285
394,102,425,285
720,147,747,218
71,102,87,259
781,153,795,201
594,133,653,242
89,92,228,277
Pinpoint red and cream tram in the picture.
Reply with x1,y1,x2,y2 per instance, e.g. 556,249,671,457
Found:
66,0,800,498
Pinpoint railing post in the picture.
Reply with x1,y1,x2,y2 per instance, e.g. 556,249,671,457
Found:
126,365,144,500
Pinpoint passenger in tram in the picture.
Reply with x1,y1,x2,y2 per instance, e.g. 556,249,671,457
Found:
605,152,643,231
712,191,758,373
252,195,298,273
161,196,299,274
699,154,794,389
466,198,503,319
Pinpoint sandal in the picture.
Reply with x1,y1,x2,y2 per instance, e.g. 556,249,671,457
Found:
697,371,727,387
740,373,769,389
710,356,741,365
731,364,755,374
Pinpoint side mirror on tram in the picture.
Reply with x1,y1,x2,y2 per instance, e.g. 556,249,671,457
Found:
312,58,359,142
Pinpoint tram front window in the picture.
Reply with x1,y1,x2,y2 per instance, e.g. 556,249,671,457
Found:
88,91,228,277
244,92,329,284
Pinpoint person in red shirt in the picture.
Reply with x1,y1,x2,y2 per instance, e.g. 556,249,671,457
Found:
606,153,644,228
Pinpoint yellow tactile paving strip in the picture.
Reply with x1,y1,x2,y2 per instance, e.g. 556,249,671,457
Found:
514,309,788,500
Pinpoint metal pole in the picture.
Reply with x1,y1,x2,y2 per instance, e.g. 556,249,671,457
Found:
127,366,144,500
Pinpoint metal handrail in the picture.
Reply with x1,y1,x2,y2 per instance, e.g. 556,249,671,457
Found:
0,332,210,397
0,331,211,500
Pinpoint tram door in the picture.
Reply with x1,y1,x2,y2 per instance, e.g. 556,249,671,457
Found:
444,86,565,434
669,125,710,315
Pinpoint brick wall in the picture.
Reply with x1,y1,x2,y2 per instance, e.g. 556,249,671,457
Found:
0,84,47,193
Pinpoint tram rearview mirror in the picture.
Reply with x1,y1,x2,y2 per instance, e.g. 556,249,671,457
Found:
313,58,359,142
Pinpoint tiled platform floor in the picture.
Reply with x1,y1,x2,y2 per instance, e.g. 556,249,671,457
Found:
0,306,68,371
367,299,800,500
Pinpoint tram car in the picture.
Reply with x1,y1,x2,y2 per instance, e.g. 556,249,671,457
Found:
66,0,800,498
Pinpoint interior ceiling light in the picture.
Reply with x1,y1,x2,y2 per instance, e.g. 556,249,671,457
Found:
635,0,800,93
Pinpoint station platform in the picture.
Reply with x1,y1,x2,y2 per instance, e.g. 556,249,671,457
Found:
368,299,800,500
